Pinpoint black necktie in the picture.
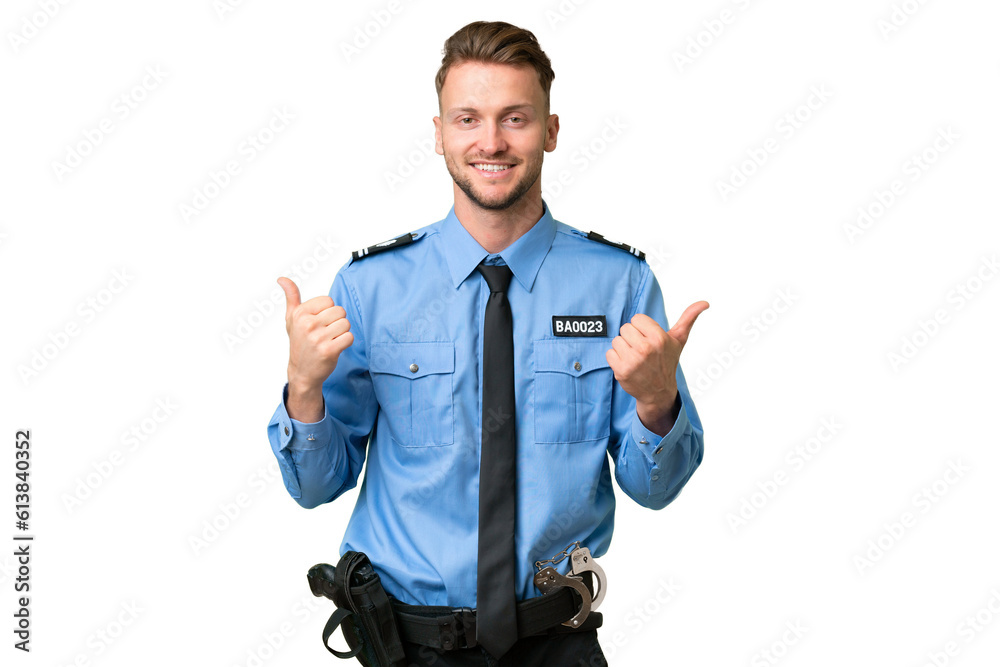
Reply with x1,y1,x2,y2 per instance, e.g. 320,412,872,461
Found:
475,262,518,659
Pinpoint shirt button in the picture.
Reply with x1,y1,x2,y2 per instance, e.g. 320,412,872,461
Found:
409,363,419,373
639,437,648,445
652,475,660,481
573,361,582,371
654,446,663,455
284,426,290,436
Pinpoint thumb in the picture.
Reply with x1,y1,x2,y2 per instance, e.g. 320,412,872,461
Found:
277,277,301,316
668,300,710,346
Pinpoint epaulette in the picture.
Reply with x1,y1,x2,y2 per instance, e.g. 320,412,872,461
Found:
584,231,646,261
350,231,420,262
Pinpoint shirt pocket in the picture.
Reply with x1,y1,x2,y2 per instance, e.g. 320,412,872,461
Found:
533,339,613,444
370,341,455,447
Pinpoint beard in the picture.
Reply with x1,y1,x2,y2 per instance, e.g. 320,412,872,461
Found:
444,149,543,211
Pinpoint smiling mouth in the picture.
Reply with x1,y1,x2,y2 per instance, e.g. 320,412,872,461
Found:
471,163,514,173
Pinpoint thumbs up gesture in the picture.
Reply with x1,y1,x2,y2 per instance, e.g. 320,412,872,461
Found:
278,277,354,399
606,301,709,435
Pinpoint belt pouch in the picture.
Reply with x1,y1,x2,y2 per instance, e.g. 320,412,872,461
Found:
311,551,406,667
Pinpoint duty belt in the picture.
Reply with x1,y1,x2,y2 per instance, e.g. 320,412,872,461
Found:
389,583,603,651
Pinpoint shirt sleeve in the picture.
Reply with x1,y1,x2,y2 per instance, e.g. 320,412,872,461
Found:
265,268,377,509
607,262,705,510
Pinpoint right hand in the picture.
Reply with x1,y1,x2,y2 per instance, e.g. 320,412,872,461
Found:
278,277,354,393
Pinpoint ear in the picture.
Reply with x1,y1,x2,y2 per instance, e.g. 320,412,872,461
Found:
544,113,559,152
433,116,444,155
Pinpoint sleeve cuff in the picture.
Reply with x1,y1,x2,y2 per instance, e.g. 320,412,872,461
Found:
276,383,333,452
631,393,690,465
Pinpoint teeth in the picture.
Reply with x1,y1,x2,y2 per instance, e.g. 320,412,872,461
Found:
474,164,511,172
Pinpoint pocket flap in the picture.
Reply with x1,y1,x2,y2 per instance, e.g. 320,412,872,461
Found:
370,342,455,379
534,339,611,377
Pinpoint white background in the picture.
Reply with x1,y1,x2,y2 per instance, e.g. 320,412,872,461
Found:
2,1,999,665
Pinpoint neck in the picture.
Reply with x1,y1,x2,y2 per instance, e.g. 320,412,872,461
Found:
453,188,544,254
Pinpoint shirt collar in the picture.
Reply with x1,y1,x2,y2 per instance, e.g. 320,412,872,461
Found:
440,199,557,292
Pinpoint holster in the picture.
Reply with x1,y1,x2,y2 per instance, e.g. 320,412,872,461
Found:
307,551,406,667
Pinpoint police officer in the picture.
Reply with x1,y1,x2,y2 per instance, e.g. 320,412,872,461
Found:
268,21,707,666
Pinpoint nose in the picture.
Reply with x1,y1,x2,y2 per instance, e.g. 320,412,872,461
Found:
477,120,507,155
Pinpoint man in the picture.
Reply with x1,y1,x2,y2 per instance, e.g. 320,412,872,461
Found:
268,20,706,666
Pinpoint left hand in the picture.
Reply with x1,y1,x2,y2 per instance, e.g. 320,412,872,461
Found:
606,302,710,432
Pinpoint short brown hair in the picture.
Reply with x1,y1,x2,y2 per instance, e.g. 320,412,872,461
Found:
435,21,555,113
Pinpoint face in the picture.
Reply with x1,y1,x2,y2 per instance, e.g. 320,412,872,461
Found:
434,62,559,211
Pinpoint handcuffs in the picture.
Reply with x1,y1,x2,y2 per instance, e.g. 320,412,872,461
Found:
532,541,607,628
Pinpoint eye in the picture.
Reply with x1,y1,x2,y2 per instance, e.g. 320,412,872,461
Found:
508,116,524,124
459,117,475,125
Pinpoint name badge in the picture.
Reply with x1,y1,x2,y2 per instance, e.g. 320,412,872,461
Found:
552,315,607,337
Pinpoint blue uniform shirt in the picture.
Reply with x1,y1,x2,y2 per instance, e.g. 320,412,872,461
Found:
267,201,704,607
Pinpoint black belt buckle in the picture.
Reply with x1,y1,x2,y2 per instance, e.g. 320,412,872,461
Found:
441,607,476,650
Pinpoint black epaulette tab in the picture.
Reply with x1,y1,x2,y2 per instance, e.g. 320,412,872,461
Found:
585,231,646,261
351,232,417,262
